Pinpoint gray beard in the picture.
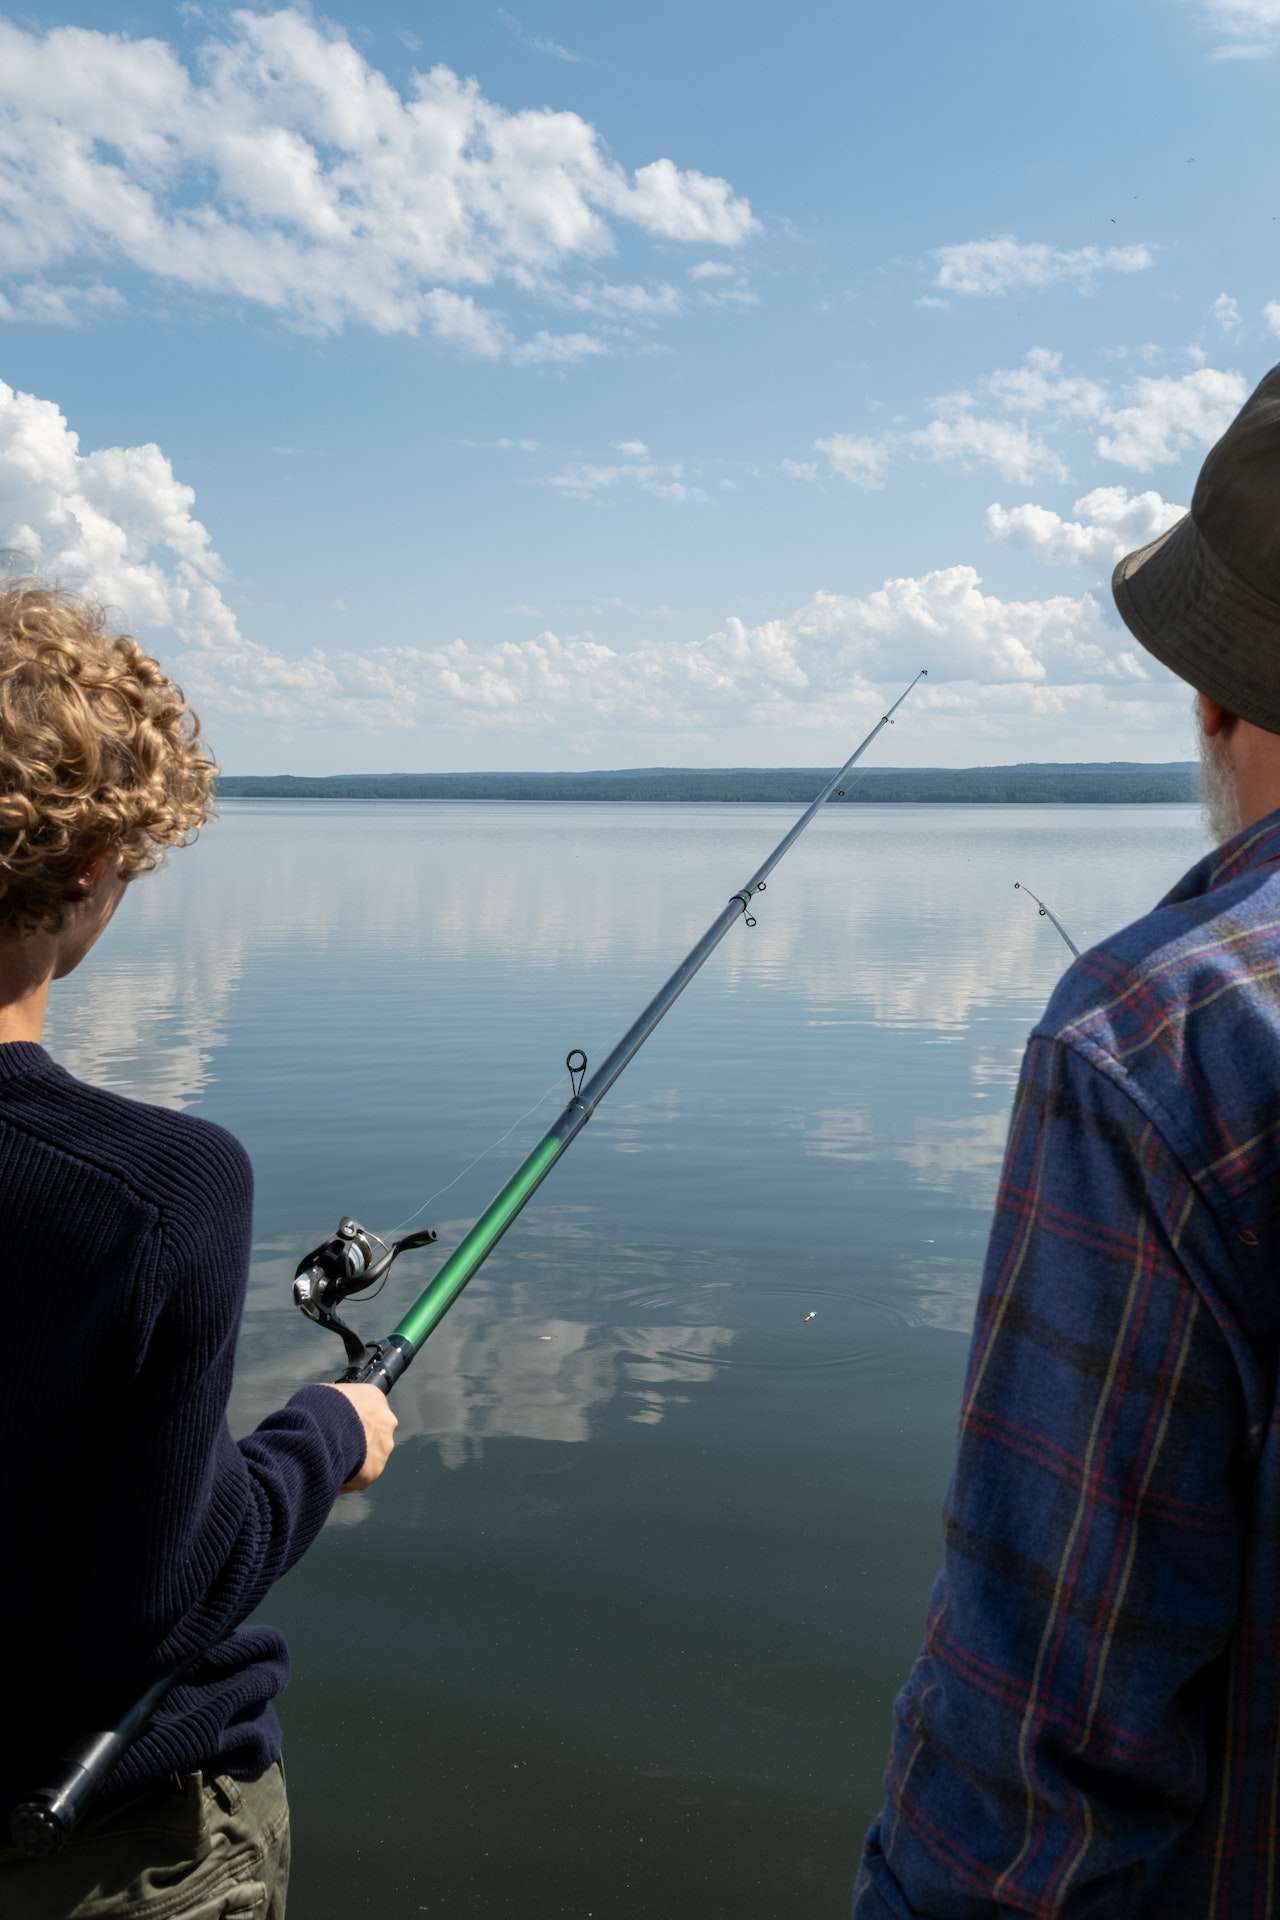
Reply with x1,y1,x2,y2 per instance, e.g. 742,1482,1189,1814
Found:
1195,698,1243,847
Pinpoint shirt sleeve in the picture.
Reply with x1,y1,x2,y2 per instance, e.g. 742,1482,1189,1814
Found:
99,1125,368,1678
855,1033,1246,1919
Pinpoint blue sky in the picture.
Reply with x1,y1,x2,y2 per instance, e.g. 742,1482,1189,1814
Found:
1,0,1278,771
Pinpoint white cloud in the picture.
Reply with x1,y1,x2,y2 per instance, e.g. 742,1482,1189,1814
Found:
0,377,329,714
985,486,1187,568
0,11,754,351
809,351,1244,498
1205,0,1280,56
0,376,1185,756
985,346,1108,420
546,459,705,502
614,440,649,457
689,260,736,281
0,279,125,326
1094,368,1246,470
498,8,587,64
420,289,511,359
959,350,1244,476
907,406,1069,484
511,329,608,365
814,433,889,489
933,236,1155,297
1265,301,1280,336
781,458,818,482
1213,291,1241,335
563,281,682,317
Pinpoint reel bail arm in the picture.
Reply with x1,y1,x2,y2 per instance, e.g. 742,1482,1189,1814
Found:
293,1218,438,1381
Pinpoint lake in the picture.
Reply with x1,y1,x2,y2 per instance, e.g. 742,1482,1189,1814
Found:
46,800,1208,1918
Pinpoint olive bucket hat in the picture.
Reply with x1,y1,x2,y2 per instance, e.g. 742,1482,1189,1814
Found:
1113,361,1280,733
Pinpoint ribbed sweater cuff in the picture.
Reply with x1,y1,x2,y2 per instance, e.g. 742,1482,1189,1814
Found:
287,1382,367,1486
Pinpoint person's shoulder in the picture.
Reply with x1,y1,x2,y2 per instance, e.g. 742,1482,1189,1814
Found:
37,1061,253,1220
1035,852,1280,1167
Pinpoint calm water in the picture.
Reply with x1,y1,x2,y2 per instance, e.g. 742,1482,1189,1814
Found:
47,801,1207,1918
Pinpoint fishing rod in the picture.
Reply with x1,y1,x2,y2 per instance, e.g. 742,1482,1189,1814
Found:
1013,881,1080,959
9,667,926,1857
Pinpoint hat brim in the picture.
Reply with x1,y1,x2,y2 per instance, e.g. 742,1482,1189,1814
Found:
1113,512,1280,734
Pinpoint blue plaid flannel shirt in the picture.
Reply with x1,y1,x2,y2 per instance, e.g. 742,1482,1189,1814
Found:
855,810,1280,1918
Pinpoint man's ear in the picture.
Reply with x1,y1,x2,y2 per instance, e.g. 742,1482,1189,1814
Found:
78,853,108,891
1198,693,1238,739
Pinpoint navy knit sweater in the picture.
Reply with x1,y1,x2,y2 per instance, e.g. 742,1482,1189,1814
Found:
0,1041,366,1807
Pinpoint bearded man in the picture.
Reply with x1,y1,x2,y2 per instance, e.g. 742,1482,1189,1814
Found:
856,365,1280,1916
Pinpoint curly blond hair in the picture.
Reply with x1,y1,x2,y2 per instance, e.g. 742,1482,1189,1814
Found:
0,583,216,936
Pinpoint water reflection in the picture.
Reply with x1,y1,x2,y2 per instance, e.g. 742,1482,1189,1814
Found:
232,1228,738,1488
47,803,1207,1106
41,801,1208,1451
45,878,247,1108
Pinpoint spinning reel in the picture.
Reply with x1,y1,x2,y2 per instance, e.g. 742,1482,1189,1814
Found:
293,1218,438,1390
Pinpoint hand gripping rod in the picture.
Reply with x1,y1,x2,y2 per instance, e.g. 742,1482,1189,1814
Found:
351,666,928,1387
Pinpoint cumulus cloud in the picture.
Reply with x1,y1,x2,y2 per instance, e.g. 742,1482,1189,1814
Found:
781,458,818,482
1213,291,1241,335
985,486,1187,568
0,11,754,352
0,378,334,713
1094,368,1246,469
1205,0,1280,56
809,351,1244,495
908,405,1069,484
933,236,1155,298
947,350,1243,477
814,433,889,489
1265,301,1280,335
985,347,1108,420
562,281,682,317
0,375,1180,751
511,329,609,365
357,568,1121,733
0,279,124,326
546,457,705,502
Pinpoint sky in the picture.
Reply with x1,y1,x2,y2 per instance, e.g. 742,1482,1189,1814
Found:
0,0,1278,773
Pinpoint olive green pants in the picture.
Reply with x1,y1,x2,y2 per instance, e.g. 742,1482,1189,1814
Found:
0,1762,289,1919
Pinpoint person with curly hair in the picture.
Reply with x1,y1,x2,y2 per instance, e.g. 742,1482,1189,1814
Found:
0,585,398,1919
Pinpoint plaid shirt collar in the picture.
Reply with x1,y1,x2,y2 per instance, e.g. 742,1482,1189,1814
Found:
1161,804,1280,909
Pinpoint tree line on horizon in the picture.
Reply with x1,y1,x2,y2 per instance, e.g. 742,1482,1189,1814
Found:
217,763,1199,804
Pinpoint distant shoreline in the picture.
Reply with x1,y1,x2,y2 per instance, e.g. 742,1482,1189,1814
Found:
218,763,1199,805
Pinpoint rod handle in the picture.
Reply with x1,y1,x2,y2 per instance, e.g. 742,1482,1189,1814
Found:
10,1730,131,1856
339,1335,413,1396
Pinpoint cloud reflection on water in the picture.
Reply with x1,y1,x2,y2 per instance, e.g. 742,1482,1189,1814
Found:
232,1228,738,1491
40,801,1208,1471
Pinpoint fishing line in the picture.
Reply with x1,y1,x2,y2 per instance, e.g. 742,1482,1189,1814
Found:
382,1072,567,1240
